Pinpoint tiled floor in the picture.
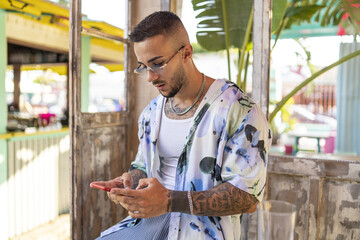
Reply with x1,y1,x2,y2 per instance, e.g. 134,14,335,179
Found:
10,214,70,240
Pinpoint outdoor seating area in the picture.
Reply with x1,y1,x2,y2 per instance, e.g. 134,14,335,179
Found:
0,0,359,240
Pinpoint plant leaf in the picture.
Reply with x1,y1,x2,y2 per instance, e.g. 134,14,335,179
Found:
192,0,287,51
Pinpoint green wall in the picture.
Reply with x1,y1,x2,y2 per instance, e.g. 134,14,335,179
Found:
0,139,8,240
0,9,7,133
0,9,8,240
81,35,90,112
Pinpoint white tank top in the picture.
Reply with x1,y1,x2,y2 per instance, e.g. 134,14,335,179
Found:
157,103,194,190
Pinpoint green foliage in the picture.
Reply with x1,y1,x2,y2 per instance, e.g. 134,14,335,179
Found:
191,0,287,84
275,0,360,41
273,1,325,45
191,42,208,54
191,0,360,124
192,0,252,51
338,0,360,35
192,0,287,52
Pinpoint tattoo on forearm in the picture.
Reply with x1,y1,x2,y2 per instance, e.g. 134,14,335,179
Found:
167,183,257,216
191,182,258,216
130,169,147,189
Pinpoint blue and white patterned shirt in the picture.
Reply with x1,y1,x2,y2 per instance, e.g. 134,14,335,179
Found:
131,78,272,240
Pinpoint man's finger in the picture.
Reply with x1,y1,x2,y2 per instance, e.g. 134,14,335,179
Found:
122,172,132,189
90,181,112,190
111,188,138,198
90,181,105,187
135,178,151,190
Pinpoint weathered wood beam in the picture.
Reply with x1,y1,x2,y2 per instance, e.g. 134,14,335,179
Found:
69,0,82,239
252,0,272,118
13,64,21,111
161,0,171,10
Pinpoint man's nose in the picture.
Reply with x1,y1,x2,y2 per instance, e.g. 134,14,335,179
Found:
145,70,159,83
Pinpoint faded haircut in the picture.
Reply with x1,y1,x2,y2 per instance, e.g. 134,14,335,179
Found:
129,11,184,42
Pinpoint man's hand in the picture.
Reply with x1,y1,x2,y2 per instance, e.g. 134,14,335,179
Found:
109,177,170,219
90,172,132,191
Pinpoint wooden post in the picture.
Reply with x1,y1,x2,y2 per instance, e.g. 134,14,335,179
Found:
128,0,163,163
241,1,271,238
252,0,272,118
69,0,82,239
161,0,171,10
13,64,21,111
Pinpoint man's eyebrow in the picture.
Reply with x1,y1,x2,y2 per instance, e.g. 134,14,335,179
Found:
148,55,164,64
138,55,164,65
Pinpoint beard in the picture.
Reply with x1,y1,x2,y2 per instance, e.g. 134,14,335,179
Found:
160,64,186,98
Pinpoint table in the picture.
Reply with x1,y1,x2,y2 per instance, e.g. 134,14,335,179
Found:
288,130,331,155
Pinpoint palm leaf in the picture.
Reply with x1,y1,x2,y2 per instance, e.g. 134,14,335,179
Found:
340,0,360,34
193,0,253,51
192,0,287,51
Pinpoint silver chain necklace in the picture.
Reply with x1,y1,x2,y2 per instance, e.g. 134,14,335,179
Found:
169,73,206,116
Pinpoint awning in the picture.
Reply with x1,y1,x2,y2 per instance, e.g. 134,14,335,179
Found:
1,0,124,71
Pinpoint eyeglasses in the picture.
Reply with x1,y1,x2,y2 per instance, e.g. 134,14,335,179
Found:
134,45,185,75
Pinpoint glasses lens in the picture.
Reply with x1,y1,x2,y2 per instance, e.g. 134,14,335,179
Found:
134,67,146,75
150,66,164,75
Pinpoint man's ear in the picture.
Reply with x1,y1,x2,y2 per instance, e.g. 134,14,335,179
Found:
183,44,193,61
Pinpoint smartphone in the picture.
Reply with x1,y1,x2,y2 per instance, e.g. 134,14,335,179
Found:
91,183,112,192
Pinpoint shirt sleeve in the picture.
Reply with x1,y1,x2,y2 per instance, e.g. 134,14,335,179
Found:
129,109,147,174
221,103,272,202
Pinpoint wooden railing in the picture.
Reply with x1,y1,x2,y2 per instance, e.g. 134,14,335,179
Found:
293,84,336,117
3,129,70,239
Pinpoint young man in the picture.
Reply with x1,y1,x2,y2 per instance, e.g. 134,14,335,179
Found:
91,11,271,240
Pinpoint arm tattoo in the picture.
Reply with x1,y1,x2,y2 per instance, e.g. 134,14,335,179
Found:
129,169,147,189
167,182,257,216
191,182,258,216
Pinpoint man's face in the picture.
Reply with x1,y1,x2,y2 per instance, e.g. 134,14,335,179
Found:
134,35,187,98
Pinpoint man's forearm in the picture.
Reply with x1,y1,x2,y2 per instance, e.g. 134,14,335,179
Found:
168,182,258,216
129,169,147,189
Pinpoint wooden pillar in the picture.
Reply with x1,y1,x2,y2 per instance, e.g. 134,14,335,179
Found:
13,64,21,111
252,0,271,118
128,0,183,163
69,0,82,239
161,0,171,10
0,8,9,240
128,0,162,162
65,62,69,125
241,1,272,237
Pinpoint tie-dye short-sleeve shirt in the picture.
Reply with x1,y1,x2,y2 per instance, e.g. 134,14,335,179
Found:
131,78,272,240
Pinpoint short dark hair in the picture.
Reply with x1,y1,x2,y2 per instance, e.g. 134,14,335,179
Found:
129,11,183,42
